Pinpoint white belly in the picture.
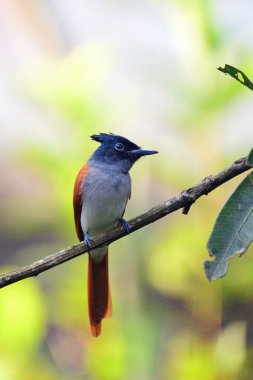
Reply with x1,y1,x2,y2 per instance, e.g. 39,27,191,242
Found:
80,165,130,263
81,188,129,236
80,166,131,237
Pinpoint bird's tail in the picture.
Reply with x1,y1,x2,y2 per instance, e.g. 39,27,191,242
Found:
88,249,112,337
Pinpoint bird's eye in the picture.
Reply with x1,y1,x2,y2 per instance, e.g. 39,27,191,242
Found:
115,142,124,151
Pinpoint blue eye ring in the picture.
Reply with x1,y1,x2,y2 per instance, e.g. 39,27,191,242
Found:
115,142,124,151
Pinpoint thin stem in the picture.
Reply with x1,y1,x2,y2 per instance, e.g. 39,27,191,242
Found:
0,156,251,289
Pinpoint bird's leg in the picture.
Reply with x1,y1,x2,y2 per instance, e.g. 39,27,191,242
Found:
84,232,92,248
118,218,131,234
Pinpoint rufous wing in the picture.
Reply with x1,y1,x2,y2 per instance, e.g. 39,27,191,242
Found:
73,164,89,241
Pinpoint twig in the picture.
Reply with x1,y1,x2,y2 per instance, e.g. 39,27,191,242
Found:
217,64,253,91
0,157,251,289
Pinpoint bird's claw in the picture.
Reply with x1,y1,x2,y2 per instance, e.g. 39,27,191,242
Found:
118,218,131,234
84,233,92,248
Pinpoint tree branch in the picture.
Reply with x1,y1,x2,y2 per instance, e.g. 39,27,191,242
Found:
217,64,253,91
0,157,251,289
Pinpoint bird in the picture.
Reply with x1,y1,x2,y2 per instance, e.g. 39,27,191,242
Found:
73,133,158,337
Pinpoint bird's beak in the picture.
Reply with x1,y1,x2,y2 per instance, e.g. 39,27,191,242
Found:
129,149,158,157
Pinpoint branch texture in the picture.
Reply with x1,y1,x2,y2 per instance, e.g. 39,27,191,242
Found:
0,157,251,289
218,64,253,91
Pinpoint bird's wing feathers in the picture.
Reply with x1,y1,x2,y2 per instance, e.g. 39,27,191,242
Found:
73,164,89,241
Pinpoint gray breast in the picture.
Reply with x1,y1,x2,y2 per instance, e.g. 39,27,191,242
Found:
80,163,131,236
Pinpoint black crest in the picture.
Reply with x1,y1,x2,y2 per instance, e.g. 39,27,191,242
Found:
90,133,140,151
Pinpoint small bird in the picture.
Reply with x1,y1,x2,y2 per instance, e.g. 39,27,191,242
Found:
73,133,158,337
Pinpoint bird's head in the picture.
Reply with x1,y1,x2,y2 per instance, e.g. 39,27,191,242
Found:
90,133,158,172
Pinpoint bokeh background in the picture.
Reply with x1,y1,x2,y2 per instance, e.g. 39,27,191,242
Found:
0,1,252,379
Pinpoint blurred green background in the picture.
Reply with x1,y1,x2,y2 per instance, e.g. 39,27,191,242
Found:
0,1,252,379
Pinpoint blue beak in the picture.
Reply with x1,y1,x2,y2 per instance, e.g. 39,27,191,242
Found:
129,149,158,157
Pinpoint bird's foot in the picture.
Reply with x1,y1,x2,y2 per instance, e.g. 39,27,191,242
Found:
84,233,92,248
118,218,131,234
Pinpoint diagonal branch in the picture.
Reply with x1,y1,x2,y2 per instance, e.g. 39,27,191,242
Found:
0,156,251,289
217,64,253,91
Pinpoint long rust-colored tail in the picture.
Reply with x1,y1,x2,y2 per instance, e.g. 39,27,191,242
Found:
88,250,112,337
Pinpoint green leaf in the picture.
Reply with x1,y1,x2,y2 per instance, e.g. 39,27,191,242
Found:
247,148,253,166
204,172,253,281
